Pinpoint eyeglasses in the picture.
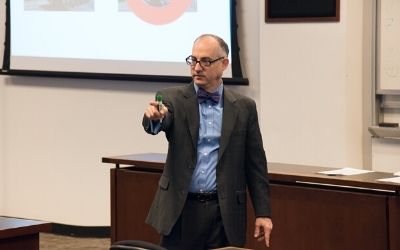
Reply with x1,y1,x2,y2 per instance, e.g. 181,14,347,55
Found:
185,55,225,67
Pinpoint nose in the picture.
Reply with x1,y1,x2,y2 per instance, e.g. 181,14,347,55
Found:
194,61,203,70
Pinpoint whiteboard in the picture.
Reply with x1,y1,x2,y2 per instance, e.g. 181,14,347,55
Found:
377,0,400,93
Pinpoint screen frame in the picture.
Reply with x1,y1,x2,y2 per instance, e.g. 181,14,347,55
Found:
1,0,249,85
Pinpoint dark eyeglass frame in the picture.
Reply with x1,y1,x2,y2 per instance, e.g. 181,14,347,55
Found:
185,55,225,67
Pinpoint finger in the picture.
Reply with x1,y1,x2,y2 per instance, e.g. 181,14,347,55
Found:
145,106,156,117
150,101,164,109
149,101,159,106
254,226,259,238
159,104,168,116
264,231,271,247
145,106,160,120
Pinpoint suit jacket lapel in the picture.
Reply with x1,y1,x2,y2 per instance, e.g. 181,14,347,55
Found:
182,84,199,151
219,88,238,160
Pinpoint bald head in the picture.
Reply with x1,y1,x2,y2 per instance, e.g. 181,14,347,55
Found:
194,34,229,57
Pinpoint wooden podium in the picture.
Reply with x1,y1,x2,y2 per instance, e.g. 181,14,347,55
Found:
103,153,400,250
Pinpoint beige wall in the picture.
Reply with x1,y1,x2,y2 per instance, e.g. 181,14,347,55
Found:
372,139,400,172
0,0,5,214
259,0,364,168
2,0,395,226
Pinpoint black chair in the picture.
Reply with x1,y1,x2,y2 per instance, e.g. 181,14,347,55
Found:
109,240,167,250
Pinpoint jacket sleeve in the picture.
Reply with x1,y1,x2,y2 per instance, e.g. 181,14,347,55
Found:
245,100,271,218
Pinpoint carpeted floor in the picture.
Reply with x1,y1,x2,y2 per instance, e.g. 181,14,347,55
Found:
40,233,111,250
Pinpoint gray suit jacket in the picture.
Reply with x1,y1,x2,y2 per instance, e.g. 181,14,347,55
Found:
142,83,270,246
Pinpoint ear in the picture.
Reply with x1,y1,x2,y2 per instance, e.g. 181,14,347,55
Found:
221,58,230,70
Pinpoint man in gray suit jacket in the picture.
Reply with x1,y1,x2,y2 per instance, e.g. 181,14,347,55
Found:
143,34,272,250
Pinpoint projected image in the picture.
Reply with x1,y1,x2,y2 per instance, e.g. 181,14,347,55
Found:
24,0,95,11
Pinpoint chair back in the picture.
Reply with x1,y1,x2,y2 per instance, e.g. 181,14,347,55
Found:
110,240,166,250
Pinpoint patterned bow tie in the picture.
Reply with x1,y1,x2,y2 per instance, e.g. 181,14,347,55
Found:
197,88,220,104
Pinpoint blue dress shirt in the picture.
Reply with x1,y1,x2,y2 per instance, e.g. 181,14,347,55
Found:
189,84,223,193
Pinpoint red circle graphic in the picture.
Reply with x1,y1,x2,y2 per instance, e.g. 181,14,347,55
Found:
127,0,192,25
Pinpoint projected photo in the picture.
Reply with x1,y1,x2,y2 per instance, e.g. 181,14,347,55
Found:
24,0,95,11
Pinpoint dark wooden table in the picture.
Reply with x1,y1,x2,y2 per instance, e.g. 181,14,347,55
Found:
103,153,400,250
0,216,52,250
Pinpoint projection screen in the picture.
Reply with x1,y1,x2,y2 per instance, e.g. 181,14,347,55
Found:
1,0,248,84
